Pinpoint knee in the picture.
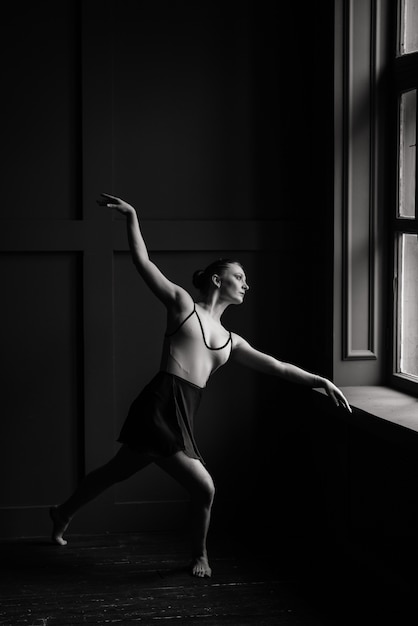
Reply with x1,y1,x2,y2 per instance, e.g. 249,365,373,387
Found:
193,477,215,508
207,481,216,507
205,480,215,506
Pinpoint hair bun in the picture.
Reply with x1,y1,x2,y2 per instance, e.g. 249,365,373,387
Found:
192,269,205,290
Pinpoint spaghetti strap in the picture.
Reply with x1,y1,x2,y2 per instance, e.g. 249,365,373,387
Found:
165,303,196,338
194,308,232,351
162,301,232,386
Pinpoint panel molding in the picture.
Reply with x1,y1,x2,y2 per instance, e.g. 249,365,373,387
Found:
341,0,378,361
113,219,312,252
0,219,311,252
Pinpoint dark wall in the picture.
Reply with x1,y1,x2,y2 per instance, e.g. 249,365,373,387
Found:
0,0,336,537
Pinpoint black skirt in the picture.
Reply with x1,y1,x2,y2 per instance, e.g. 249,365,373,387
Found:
117,371,204,462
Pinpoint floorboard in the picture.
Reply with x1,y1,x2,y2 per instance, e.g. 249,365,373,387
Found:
0,531,414,625
0,531,338,626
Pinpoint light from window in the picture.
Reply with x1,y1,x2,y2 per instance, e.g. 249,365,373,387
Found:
396,233,418,379
399,89,416,218
393,1,418,393
400,0,418,55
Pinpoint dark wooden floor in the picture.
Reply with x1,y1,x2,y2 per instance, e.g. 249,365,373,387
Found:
0,530,415,625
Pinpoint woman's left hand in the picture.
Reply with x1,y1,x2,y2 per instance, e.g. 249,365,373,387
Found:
323,380,352,413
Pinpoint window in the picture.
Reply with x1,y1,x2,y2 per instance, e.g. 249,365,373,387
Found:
399,0,418,54
391,0,418,392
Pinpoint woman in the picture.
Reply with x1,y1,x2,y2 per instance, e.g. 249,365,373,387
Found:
50,193,351,578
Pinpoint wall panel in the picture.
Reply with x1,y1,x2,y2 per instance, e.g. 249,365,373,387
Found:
334,0,389,384
2,0,81,220
0,253,81,535
111,0,254,220
342,0,376,360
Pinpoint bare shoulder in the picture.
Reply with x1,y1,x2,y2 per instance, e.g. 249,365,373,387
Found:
230,332,251,351
172,285,195,314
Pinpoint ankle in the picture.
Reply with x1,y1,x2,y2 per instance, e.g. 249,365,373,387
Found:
55,505,71,523
192,550,208,560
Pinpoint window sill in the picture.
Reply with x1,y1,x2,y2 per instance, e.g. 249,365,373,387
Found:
314,385,418,445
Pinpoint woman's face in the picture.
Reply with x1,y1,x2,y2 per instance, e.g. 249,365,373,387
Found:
217,263,249,304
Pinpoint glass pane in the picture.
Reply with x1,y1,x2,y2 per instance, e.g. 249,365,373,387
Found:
397,234,418,378
400,0,418,54
399,90,416,219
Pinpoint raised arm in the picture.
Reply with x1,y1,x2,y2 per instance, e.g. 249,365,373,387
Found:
98,193,190,308
231,333,352,412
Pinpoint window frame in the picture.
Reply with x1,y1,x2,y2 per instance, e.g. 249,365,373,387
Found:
389,1,418,395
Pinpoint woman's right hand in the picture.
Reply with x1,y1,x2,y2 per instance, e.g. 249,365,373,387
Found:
97,192,135,216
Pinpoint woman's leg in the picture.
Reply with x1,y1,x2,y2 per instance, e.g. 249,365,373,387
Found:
50,445,152,545
155,451,215,578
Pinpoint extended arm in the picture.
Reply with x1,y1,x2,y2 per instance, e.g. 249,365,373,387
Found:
98,193,190,308
231,334,352,412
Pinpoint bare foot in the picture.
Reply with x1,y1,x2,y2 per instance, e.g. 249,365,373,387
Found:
191,555,212,578
50,506,70,546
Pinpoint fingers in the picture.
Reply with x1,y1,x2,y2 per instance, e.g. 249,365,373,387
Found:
342,398,352,413
100,192,118,200
327,385,352,413
329,390,339,408
96,192,120,208
336,391,352,413
335,387,352,412
96,200,116,208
